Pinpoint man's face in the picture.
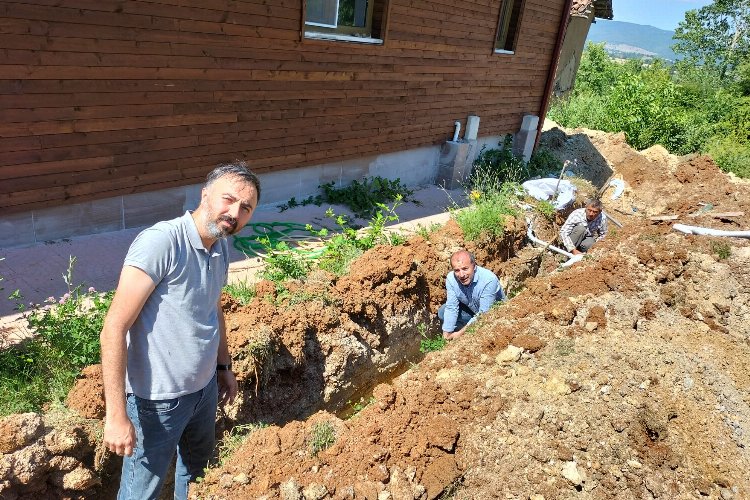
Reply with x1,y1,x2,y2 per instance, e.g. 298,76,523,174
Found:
451,254,476,286
200,175,258,240
585,205,601,222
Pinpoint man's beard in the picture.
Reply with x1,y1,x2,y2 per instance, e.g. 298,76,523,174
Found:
204,213,238,240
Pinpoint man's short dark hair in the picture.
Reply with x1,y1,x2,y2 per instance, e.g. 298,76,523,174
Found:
206,161,262,203
586,199,603,211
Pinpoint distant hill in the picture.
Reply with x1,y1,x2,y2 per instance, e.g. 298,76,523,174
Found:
587,20,678,61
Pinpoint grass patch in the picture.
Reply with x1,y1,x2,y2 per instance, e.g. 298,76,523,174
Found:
223,279,256,305
452,182,519,242
309,421,336,457
217,422,268,465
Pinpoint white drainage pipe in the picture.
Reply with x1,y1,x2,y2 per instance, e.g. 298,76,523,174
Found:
526,218,584,267
673,224,750,238
452,121,461,142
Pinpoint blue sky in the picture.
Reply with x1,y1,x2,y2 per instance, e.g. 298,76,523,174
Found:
610,0,714,31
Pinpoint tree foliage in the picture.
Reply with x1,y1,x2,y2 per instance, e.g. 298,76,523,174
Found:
673,0,750,80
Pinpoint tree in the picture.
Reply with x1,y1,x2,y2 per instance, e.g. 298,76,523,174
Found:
673,0,750,80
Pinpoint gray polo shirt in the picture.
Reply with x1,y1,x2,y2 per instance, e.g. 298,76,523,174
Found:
123,211,229,399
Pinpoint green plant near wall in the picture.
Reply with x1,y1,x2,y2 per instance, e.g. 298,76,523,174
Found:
418,323,446,353
259,239,312,289
318,176,414,218
0,256,114,415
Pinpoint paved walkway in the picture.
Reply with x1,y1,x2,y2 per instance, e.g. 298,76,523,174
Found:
0,185,465,343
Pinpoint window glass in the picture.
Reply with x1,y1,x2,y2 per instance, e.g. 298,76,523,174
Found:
305,0,378,39
495,0,524,52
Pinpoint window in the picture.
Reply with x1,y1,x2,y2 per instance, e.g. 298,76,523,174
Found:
495,0,525,53
304,0,387,43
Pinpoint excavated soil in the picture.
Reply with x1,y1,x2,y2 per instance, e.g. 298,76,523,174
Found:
3,123,750,499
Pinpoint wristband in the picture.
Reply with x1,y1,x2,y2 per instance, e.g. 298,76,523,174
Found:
217,364,232,371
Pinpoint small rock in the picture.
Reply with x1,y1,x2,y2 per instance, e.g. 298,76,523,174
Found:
0,413,44,454
585,322,598,332
684,376,694,390
233,473,250,485
302,482,328,500
496,345,524,364
281,479,302,500
561,461,585,485
530,495,545,500
219,474,234,489
627,460,642,469
377,491,391,500
546,377,571,395
600,385,611,395
720,488,734,500
639,380,650,390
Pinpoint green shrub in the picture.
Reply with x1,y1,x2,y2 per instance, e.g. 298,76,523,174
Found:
217,422,268,465
318,176,414,218
453,183,519,241
0,256,113,415
471,135,528,187
260,240,312,287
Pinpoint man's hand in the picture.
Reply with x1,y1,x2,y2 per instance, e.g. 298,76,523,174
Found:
103,414,136,457
572,249,583,255
218,370,238,407
442,326,467,340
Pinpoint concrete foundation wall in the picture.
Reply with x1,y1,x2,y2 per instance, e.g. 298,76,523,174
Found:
1,138,502,249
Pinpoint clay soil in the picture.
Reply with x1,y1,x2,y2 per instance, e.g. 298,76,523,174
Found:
3,124,750,500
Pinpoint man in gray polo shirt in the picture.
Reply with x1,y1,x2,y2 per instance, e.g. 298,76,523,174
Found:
100,162,260,500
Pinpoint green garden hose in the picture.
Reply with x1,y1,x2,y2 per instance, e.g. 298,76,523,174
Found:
232,222,325,259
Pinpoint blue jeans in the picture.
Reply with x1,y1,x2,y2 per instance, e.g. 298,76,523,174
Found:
437,302,475,331
118,374,218,500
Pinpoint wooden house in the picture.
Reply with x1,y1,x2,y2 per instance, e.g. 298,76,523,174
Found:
1,0,573,247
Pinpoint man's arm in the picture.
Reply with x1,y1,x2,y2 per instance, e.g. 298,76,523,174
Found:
100,266,155,457
441,277,461,337
559,213,578,252
597,213,609,241
216,302,237,407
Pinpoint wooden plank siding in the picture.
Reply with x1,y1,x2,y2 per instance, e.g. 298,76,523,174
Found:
0,0,566,214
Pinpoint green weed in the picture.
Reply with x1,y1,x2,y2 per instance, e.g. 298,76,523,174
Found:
554,338,575,357
452,183,519,241
260,239,311,288
279,195,323,212
223,279,256,305
419,323,447,353
535,200,556,220
319,176,414,218
346,396,376,418
711,240,731,259
414,222,441,239
0,256,113,415
217,422,268,465
309,421,336,456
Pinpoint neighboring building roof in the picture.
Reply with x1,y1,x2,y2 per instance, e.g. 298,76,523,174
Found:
571,0,613,20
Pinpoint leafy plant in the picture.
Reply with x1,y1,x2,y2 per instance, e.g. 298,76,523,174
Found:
419,323,446,353
0,256,114,415
279,195,323,213
414,222,442,239
318,176,414,218
308,198,406,276
711,240,731,260
535,200,556,221
309,421,336,456
346,396,376,418
260,239,312,288
471,135,529,187
452,183,520,241
223,280,256,305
